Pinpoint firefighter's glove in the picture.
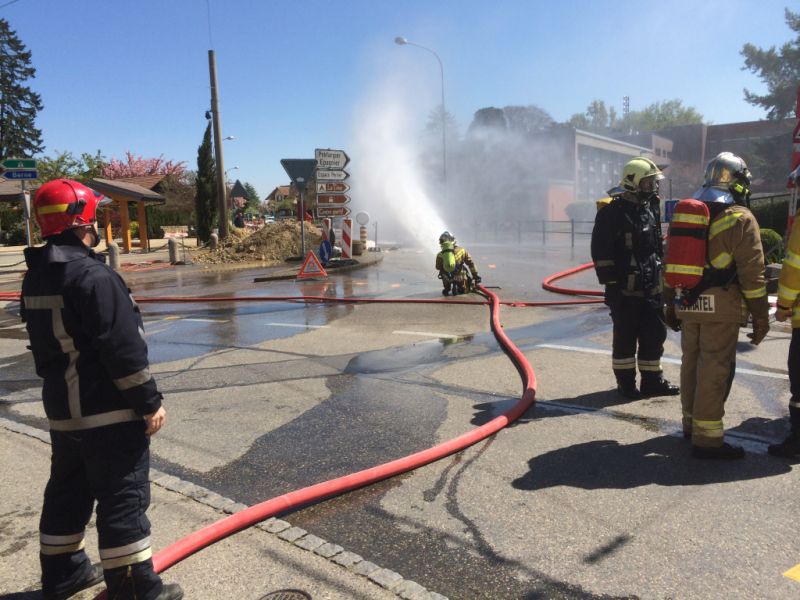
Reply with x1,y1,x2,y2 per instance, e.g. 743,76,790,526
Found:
664,304,681,332
745,295,770,345
775,306,793,322
604,284,622,308
474,275,482,285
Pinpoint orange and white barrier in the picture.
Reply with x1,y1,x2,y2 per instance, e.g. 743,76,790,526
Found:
342,218,353,259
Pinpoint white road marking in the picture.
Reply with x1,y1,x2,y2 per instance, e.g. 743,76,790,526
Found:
182,318,230,323
266,323,329,329
393,330,459,339
535,343,789,380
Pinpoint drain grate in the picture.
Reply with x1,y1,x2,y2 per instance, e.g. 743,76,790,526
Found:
258,591,311,600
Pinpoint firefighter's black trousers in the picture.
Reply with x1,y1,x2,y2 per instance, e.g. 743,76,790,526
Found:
40,421,161,597
788,328,800,429
608,294,667,383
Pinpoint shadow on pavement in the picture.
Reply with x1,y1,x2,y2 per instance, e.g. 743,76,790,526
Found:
512,433,793,491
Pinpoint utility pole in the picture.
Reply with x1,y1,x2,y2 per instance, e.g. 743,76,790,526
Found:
208,49,228,239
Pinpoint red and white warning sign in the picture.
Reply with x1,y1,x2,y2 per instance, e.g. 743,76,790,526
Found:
297,251,328,279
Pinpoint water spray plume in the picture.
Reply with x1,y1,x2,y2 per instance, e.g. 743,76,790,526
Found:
351,81,448,251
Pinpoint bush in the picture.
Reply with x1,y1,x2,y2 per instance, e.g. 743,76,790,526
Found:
145,206,190,239
751,196,790,237
761,228,784,264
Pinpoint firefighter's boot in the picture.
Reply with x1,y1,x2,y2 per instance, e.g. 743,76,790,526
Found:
768,429,800,458
640,375,680,398
103,561,180,600
616,377,640,400
691,442,745,460
442,283,450,296
42,562,104,600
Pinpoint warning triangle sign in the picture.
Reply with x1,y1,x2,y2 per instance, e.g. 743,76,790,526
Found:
297,251,328,279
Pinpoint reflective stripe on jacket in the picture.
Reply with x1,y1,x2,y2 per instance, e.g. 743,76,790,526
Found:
778,210,800,328
674,205,766,324
21,234,162,431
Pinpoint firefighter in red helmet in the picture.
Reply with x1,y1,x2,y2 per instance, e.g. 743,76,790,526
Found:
591,157,679,400
22,180,183,599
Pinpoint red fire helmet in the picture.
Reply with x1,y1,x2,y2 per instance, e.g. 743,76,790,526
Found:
33,179,111,239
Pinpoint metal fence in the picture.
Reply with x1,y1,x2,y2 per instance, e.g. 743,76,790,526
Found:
466,220,596,246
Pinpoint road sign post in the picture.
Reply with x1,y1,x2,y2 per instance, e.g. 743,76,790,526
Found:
281,158,318,257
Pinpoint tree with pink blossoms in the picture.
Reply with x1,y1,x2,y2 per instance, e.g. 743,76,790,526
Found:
102,151,187,179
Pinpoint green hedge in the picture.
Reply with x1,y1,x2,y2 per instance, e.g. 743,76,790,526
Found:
145,207,191,239
761,228,784,264
751,197,790,237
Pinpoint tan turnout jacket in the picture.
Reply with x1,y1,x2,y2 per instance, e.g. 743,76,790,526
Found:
673,205,766,324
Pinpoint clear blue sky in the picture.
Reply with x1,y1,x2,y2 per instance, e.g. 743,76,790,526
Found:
2,0,793,199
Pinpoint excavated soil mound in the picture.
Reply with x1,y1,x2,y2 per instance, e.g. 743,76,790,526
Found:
193,220,323,265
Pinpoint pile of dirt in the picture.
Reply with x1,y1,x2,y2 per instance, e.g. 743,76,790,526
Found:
193,220,323,265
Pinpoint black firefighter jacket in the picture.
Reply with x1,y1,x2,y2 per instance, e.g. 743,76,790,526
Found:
21,233,162,431
591,196,663,295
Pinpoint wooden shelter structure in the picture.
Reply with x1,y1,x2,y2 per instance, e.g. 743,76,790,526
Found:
89,178,165,253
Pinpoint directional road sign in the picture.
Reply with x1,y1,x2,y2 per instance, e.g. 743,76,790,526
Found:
2,158,37,170
317,181,350,193
315,169,349,181
315,149,349,170
317,205,351,217
2,169,38,180
317,194,350,204
280,159,317,186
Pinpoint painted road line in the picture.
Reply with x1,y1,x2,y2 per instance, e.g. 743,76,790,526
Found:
266,323,330,329
393,330,459,339
784,563,800,582
182,318,230,323
535,344,789,380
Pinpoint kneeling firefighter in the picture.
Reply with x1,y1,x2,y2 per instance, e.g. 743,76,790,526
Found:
591,157,679,399
436,231,481,295
663,152,769,459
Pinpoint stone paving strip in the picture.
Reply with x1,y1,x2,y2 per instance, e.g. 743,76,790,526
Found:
0,416,448,600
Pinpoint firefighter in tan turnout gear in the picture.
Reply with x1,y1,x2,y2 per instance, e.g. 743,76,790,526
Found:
664,153,769,460
770,165,800,458
591,157,679,399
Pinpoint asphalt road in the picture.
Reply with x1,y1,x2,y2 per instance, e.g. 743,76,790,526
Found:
1,236,798,599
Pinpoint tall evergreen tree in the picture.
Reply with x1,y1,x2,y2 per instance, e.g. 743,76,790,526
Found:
243,182,261,213
741,8,800,120
195,123,216,243
0,18,43,158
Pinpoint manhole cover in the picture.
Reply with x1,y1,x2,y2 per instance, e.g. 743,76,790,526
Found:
258,591,311,600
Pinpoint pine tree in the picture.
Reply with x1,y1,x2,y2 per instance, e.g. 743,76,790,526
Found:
195,123,216,243
0,18,43,158
741,9,800,120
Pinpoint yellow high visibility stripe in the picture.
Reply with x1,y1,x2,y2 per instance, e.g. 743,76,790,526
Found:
595,259,615,267
672,213,709,226
784,250,800,270
709,252,733,269
708,212,743,240
665,264,704,276
36,203,69,215
778,283,800,297
741,286,767,299
693,419,724,437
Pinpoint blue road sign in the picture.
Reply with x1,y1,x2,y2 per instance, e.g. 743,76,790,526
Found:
319,239,332,266
2,169,38,180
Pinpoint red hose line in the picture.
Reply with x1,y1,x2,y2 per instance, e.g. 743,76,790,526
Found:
91,287,536,598
541,261,603,297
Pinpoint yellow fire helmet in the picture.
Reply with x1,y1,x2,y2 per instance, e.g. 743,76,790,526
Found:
619,156,664,194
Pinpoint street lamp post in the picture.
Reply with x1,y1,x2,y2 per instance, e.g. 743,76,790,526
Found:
395,36,447,187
